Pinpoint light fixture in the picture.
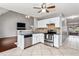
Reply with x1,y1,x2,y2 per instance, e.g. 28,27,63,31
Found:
68,23,79,25
25,16,30,19
33,3,55,13
41,9,47,13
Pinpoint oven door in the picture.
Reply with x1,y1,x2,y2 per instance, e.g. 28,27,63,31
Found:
45,34,54,43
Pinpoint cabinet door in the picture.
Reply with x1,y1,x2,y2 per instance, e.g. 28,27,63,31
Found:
32,34,37,44
17,35,24,49
38,20,48,28
37,34,44,43
36,34,40,43
54,35,59,48
40,34,44,43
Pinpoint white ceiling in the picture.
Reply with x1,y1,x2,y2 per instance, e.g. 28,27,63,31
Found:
67,17,79,26
0,3,79,19
0,7,8,16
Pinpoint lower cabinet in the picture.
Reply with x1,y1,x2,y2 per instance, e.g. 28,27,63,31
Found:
32,33,44,45
38,34,44,43
32,34,37,44
54,34,60,48
17,35,25,49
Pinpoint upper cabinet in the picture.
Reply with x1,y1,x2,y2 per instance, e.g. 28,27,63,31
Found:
48,17,60,27
37,17,60,28
38,19,49,28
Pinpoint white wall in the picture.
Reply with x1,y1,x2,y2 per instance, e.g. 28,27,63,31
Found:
0,11,34,38
38,17,60,28
34,18,38,28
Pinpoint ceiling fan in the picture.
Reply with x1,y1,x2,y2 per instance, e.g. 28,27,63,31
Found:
33,3,55,13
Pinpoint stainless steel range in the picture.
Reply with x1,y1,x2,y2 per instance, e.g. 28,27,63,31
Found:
44,30,56,46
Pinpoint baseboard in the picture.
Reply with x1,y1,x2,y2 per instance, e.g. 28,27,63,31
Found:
0,35,16,39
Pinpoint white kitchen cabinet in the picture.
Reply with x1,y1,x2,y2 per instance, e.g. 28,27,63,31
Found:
32,34,38,44
37,17,60,28
17,35,24,49
32,33,44,44
38,34,44,43
38,19,48,28
54,34,60,48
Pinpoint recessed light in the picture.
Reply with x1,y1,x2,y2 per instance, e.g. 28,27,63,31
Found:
66,15,79,19
25,16,30,18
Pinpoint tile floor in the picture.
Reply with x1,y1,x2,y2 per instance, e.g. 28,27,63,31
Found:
64,35,79,49
0,35,79,56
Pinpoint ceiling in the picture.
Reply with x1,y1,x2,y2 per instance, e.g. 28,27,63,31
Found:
0,3,79,19
0,7,8,16
0,3,79,23
67,17,79,26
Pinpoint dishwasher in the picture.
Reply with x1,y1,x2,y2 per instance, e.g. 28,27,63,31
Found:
24,34,32,48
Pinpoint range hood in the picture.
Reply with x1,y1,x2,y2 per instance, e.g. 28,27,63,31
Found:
46,23,55,30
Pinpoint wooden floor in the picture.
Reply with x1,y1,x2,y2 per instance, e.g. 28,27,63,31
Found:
0,36,17,52
0,44,16,52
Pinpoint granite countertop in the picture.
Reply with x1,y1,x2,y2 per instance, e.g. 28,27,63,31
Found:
18,30,32,35
32,32,46,34
32,27,60,35
33,31,60,35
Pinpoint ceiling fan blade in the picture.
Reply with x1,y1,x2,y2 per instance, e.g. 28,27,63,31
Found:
46,9,49,13
33,7,41,9
38,10,42,13
47,5,55,9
